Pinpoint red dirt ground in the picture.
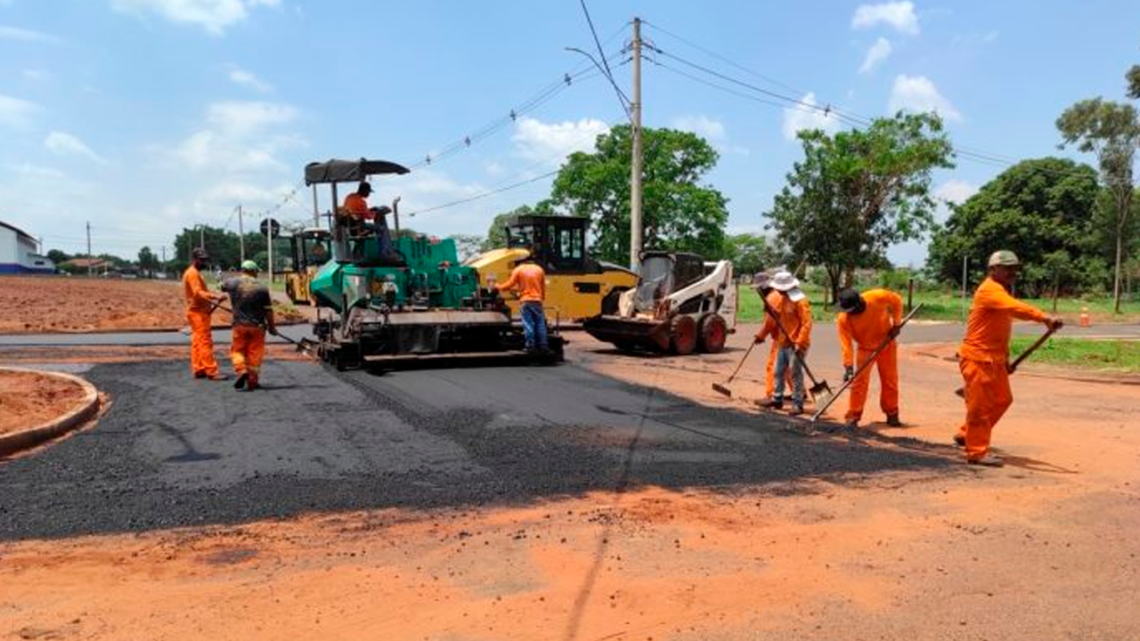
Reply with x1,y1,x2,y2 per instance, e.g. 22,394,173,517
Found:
0,370,87,435
0,331,1137,639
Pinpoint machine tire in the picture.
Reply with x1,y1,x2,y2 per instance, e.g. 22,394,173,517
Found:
698,313,728,354
612,340,638,353
669,315,698,356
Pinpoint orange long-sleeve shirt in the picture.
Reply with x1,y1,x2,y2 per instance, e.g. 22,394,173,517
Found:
343,193,370,219
497,263,546,303
837,288,903,366
756,290,812,349
958,277,1048,363
182,264,216,313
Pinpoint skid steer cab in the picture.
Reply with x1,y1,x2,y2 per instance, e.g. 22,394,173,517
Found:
300,157,562,370
283,227,332,306
582,250,736,355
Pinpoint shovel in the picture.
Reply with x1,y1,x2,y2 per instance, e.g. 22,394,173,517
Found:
761,298,833,409
954,324,1060,397
711,339,759,397
811,304,923,422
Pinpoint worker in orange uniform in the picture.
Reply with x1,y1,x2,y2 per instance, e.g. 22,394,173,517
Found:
182,247,227,380
836,287,904,429
956,250,1062,467
495,256,549,355
221,260,277,391
755,270,812,415
343,181,394,258
751,271,792,400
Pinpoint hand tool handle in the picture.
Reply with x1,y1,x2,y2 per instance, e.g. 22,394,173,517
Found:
1007,324,1058,374
725,338,758,384
811,303,923,421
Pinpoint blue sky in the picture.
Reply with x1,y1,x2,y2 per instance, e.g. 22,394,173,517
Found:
2,0,1139,266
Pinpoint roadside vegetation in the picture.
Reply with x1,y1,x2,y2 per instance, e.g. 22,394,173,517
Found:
1011,336,1140,373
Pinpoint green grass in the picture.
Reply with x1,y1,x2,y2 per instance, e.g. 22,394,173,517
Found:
1010,337,1140,373
735,285,1140,324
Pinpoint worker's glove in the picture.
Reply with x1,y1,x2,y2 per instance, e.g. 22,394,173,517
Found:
268,326,279,336
888,325,901,339
843,366,855,383
753,334,765,344
1047,316,1064,331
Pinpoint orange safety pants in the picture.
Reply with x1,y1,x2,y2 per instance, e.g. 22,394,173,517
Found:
230,324,266,385
187,311,219,378
846,342,900,421
957,358,1013,462
764,340,794,398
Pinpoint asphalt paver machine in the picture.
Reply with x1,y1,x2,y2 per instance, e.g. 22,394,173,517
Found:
302,158,562,369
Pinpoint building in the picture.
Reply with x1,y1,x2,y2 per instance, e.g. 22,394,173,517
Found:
0,220,55,274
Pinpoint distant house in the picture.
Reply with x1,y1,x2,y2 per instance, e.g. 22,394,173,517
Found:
60,257,112,273
0,220,55,274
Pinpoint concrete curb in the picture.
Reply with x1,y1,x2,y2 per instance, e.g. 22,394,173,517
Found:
0,366,100,458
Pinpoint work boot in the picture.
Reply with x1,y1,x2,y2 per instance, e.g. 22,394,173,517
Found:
968,453,1004,468
756,397,783,410
233,373,248,390
246,374,259,391
844,418,859,430
953,432,966,447
206,373,229,381
787,405,804,417
886,414,902,427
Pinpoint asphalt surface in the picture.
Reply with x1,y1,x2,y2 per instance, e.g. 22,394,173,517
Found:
0,356,960,542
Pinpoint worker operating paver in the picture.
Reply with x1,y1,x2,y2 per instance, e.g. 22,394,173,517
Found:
755,270,812,416
956,250,1062,467
221,260,277,391
495,256,550,356
181,247,227,381
836,287,904,429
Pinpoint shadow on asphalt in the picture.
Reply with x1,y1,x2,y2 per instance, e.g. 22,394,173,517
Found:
0,359,964,541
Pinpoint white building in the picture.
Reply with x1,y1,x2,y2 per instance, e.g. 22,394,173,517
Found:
0,220,54,274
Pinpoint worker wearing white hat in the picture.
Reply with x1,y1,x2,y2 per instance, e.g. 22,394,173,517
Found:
755,270,813,415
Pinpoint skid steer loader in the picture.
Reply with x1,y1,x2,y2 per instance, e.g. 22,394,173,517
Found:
582,250,736,355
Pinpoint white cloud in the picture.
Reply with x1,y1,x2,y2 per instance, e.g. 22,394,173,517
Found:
0,24,63,43
934,179,977,206
781,93,841,141
888,74,962,121
852,1,919,35
44,131,108,165
859,37,892,74
671,114,749,156
511,117,609,162
0,92,37,129
228,66,273,92
174,100,303,172
110,0,279,35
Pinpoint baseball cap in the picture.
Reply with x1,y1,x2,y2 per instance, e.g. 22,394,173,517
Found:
988,250,1020,267
191,248,209,260
241,260,259,272
837,288,864,313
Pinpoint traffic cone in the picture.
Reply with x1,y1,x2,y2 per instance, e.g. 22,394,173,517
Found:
1079,306,1091,327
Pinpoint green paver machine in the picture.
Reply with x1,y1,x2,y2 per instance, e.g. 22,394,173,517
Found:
302,158,562,369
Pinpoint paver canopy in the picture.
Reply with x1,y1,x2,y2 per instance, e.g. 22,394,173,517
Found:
304,158,410,185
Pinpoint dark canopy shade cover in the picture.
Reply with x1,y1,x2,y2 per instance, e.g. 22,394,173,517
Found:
304,158,411,185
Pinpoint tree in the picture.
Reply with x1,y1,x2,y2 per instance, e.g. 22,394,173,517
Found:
481,204,552,252
724,233,789,277
547,125,730,264
46,249,70,265
927,158,1101,297
137,246,159,278
1127,64,1140,100
768,112,955,303
449,234,484,262
1057,98,1140,313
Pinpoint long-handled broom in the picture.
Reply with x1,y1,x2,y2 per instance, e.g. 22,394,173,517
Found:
711,339,760,397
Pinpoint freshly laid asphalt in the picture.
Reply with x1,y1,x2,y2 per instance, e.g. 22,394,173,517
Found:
0,355,960,542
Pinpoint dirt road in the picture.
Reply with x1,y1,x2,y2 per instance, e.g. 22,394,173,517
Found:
0,329,1137,640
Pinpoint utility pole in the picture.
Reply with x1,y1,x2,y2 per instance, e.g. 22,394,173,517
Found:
629,16,644,272
86,221,93,277
961,254,969,321
161,246,166,274
237,205,245,263
312,185,320,227
199,225,205,251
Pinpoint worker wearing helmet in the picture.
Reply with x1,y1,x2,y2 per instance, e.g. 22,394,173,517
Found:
221,260,278,391
956,250,1062,467
755,270,812,415
751,271,792,401
182,247,227,380
836,287,904,429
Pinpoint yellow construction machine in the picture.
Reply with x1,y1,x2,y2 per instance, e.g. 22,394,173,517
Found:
465,215,637,323
283,227,333,305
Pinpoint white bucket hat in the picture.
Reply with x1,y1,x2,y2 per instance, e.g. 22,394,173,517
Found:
770,270,800,292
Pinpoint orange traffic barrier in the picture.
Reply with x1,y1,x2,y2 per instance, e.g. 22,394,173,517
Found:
1079,306,1091,327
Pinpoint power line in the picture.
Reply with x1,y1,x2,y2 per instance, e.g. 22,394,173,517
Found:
576,0,631,116
405,170,560,218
